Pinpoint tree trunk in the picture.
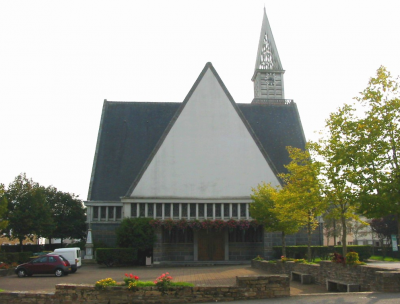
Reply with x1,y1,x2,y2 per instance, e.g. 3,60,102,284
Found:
333,219,337,245
307,218,312,262
281,231,286,257
19,238,23,252
341,215,347,258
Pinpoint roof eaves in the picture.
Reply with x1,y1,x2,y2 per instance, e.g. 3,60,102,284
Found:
87,99,109,200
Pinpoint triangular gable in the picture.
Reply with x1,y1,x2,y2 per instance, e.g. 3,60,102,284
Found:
127,62,281,198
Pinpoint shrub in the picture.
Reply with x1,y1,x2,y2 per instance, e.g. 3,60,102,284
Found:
253,255,264,261
346,250,360,265
95,278,117,290
294,259,306,263
96,248,138,266
124,273,140,291
154,272,173,293
346,246,372,261
273,245,372,261
0,262,17,269
0,252,33,264
116,218,156,264
331,252,345,264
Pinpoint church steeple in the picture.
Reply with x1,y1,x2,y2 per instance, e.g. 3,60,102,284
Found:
252,8,285,101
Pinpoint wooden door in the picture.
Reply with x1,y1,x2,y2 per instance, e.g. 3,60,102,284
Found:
198,229,225,261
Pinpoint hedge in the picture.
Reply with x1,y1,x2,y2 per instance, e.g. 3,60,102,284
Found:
273,245,373,261
0,252,33,264
96,248,138,267
0,244,64,253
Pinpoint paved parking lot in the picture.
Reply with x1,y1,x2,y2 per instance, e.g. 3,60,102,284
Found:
0,264,327,295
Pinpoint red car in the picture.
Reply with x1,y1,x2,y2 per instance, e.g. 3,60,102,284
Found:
15,254,71,277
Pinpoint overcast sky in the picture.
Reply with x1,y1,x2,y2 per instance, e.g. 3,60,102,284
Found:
1,0,399,200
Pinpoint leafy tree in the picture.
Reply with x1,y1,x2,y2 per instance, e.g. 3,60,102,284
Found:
314,67,400,254
370,215,398,257
3,173,54,251
43,186,86,245
310,104,367,257
349,67,400,240
250,182,301,257
116,217,156,252
0,184,9,230
275,146,325,261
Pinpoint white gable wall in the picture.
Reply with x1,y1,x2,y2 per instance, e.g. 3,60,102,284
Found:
131,67,280,198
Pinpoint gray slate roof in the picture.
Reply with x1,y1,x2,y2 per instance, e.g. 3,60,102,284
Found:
88,100,306,201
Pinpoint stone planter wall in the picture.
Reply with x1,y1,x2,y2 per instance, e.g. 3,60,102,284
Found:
0,268,15,277
252,259,400,292
0,275,289,304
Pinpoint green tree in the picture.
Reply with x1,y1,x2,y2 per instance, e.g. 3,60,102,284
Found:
275,146,325,262
310,116,364,257
250,182,301,257
3,173,54,251
0,184,9,230
370,216,398,257
350,66,400,240
43,186,86,246
116,217,156,252
314,66,400,255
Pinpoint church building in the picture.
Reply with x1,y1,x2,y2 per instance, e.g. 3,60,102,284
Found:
85,9,321,262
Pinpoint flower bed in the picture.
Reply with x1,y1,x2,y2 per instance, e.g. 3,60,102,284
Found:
0,275,290,303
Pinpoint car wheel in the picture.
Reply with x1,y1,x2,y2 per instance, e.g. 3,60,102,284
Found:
55,269,64,277
17,269,26,278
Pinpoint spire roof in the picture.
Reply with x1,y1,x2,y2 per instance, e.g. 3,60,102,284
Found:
254,8,283,71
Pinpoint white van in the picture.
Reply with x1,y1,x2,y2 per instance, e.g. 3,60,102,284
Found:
51,247,82,273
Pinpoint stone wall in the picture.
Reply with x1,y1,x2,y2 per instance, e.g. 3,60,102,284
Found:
0,275,289,304
252,260,400,292
0,269,15,277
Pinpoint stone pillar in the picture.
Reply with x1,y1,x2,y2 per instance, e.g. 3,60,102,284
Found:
152,228,162,264
84,229,94,260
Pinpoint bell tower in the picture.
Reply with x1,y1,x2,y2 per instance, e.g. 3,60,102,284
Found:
252,8,285,102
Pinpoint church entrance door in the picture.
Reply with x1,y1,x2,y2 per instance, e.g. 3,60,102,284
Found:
198,229,225,261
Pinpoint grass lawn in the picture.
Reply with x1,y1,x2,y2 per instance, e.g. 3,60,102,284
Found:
370,255,400,262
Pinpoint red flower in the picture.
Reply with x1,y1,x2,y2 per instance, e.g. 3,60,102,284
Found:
134,276,139,280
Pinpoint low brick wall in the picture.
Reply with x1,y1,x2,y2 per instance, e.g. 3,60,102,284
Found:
252,260,400,292
0,275,289,304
